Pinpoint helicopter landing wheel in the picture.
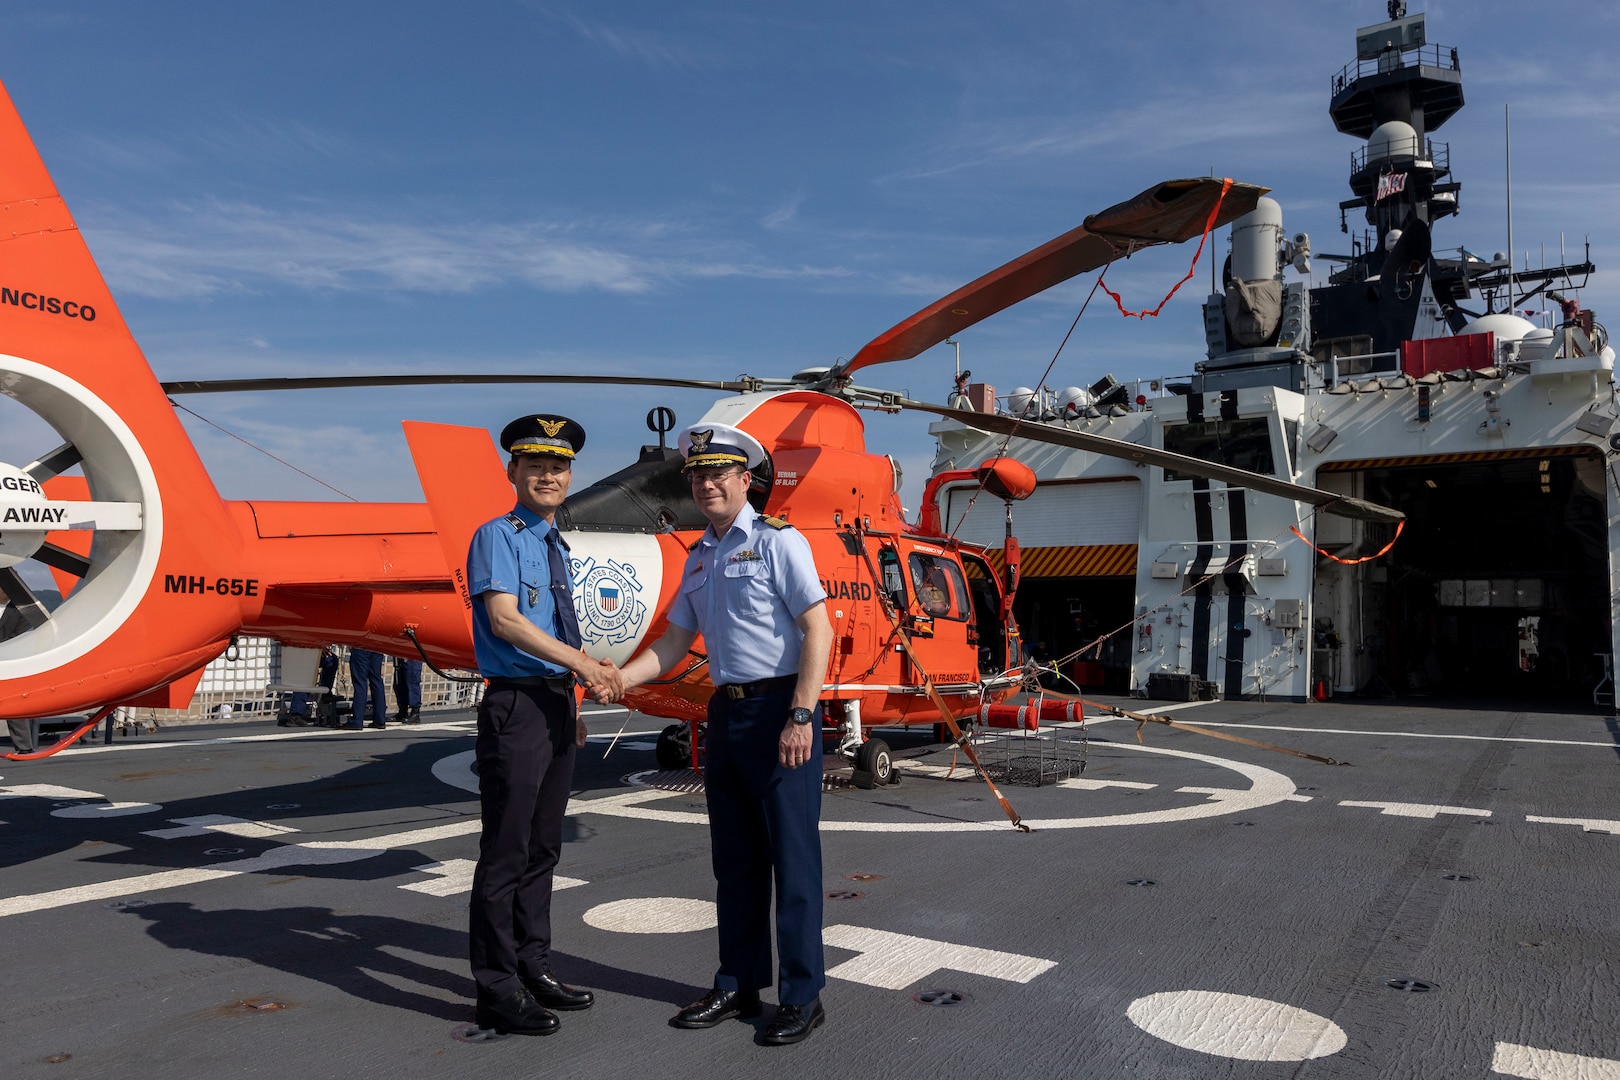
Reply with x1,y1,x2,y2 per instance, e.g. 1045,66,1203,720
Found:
851,737,892,790
655,723,692,771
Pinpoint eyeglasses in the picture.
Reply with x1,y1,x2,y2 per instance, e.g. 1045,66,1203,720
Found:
688,469,743,488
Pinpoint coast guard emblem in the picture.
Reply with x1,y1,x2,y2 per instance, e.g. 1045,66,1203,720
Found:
574,556,647,646
689,429,713,453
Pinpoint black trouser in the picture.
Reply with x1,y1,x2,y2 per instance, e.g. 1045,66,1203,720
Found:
468,679,576,998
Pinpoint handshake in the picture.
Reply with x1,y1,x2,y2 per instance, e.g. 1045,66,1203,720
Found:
577,655,631,705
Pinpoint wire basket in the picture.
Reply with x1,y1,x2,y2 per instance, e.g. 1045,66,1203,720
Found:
976,727,1087,787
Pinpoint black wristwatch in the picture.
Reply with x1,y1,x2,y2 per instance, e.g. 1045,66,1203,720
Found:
789,707,815,726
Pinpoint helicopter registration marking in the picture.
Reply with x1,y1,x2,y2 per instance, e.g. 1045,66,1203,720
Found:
163,575,260,597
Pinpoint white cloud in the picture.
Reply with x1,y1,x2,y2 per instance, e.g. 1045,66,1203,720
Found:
80,198,861,301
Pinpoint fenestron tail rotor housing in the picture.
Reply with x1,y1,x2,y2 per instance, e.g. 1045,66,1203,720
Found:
0,354,159,677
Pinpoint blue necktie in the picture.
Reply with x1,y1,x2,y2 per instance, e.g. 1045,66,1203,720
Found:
545,529,582,650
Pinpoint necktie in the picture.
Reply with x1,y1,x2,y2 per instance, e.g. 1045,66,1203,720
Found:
545,529,582,650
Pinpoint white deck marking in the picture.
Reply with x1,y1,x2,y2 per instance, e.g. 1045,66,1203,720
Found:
822,925,1055,990
1525,816,1620,835
431,750,480,794
142,814,301,840
400,859,479,896
50,802,161,818
1339,801,1491,820
38,718,479,756
1180,721,1615,749
575,741,1300,832
1493,1041,1620,1078
1127,990,1347,1062
0,783,107,799
400,859,586,897
583,897,717,933
0,817,482,918
1057,778,1157,791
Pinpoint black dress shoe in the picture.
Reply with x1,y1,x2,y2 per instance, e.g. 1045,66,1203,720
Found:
367,720,386,729
474,987,559,1036
522,970,593,1011
670,988,762,1029
762,998,825,1046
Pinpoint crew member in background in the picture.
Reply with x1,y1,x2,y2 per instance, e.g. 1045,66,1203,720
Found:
348,647,387,730
465,413,624,1036
619,422,833,1047
392,656,423,724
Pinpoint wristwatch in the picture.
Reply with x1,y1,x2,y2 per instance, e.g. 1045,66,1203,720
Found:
789,707,815,726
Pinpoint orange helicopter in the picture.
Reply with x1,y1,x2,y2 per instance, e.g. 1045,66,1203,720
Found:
0,77,1398,776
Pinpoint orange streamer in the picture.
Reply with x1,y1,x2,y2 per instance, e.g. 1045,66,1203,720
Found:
1289,520,1406,565
1101,177,1233,319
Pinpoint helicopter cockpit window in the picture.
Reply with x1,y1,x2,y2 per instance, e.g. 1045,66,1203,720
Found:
879,548,907,611
908,553,969,621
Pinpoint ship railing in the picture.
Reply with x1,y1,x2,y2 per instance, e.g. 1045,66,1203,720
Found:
991,377,1190,421
1331,42,1460,95
1349,139,1449,176
1326,352,1402,385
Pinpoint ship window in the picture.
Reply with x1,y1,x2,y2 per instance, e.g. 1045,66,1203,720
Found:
1162,418,1275,481
908,553,970,621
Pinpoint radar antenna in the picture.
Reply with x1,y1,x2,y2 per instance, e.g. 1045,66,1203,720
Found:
1388,1,1406,18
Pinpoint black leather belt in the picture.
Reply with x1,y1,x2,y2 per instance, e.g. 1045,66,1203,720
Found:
717,673,798,700
488,674,576,691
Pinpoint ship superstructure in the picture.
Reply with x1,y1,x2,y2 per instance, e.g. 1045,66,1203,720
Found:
930,3,1615,704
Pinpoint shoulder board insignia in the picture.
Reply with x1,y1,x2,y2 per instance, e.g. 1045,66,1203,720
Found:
761,515,792,530
504,513,528,532
687,537,704,551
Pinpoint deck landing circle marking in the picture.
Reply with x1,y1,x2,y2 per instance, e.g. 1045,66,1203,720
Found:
1127,990,1347,1061
583,741,1297,831
51,801,161,818
583,897,716,934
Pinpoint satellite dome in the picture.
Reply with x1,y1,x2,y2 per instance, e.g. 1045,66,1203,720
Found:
1458,313,1537,343
1007,387,1037,416
1055,386,1090,417
1367,120,1420,163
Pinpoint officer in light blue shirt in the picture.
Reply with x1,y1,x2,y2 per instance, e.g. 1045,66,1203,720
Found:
463,412,623,1037
620,421,833,1046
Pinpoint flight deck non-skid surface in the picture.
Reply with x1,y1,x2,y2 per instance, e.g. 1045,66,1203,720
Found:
2,698,1617,1079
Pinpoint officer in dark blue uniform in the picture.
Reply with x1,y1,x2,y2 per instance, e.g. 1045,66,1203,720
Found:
347,647,387,730
465,412,626,1036
620,421,833,1046
392,656,423,724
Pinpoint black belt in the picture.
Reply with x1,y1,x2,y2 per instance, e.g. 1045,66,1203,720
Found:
716,673,798,700
488,674,576,691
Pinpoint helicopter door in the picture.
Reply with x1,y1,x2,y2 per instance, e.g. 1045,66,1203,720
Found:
901,545,978,687
959,551,1008,675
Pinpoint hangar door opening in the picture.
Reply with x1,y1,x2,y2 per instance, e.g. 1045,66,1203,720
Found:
1317,449,1610,702
943,478,1140,692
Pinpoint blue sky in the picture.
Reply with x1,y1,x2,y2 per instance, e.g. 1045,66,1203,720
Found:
0,0,1613,534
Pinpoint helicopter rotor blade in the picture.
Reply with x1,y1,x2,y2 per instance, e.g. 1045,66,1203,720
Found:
159,374,756,396
897,399,1404,524
834,178,1269,379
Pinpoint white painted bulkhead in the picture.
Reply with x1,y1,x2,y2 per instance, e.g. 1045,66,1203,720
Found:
928,335,1616,702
